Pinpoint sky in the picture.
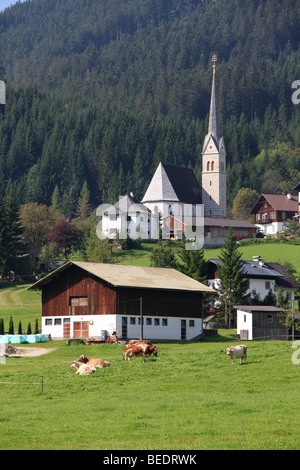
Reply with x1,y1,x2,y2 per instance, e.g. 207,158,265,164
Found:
0,0,25,13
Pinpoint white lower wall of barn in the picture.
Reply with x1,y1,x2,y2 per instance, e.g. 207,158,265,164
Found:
42,314,203,341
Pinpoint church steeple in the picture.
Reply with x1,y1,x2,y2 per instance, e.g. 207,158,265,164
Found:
202,55,227,218
203,54,223,153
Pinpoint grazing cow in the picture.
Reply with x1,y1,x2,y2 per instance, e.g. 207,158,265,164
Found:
123,341,158,360
128,339,152,345
77,354,111,368
70,360,97,375
225,344,247,365
124,343,160,363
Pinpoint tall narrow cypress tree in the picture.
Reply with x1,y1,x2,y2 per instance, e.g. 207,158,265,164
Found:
217,228,250,328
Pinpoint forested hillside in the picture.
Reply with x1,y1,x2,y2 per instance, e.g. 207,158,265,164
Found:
0,0,299,214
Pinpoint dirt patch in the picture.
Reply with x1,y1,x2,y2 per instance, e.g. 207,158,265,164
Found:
9,347,56,357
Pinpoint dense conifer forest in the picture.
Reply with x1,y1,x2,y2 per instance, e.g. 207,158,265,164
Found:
0,0,299,215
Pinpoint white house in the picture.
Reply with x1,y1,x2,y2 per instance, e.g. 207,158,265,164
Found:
207,257,300,306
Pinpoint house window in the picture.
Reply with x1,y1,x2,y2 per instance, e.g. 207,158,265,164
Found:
146,318,152,326
189,320,195,327
265,281,271,290
162,318,168,326
54,318,62,325
270,212,276,219
267,314,273,324
130,317,136,325
244,315,247,322
45,319,52,325
154,318,160,326
64,318,70,323
256,214,261,220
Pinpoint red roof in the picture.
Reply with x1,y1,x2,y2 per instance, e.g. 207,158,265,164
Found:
251,194,299,213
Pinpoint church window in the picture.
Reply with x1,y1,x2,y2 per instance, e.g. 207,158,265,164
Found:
210,181,212,186
207,162,210,171
211,161,215,171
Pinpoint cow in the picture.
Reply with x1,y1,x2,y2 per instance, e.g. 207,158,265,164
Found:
225,344,247,365
77,354,111,368
128,339,152,345
123,340,158,360
70,360,97,375
124,343,160,363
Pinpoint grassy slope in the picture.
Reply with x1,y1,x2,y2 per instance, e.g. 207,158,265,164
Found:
0,334,299,450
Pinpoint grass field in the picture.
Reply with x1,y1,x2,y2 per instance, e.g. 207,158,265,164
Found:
0,333,299,450
0,241,300,329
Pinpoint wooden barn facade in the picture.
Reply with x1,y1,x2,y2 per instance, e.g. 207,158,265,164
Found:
28,261,214,341
235,305,288,341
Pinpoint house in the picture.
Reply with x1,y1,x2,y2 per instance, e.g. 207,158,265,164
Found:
99,193,158,240
207,257,300,306
250,193,299,236
163,215,257,247
28,261,214,341
235,305,288,341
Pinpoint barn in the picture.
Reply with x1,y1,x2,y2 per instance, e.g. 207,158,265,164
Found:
28,261,214,341
235,305,288,341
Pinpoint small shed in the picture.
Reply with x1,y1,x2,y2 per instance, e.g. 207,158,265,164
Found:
235,305,288,341
28,261,214,341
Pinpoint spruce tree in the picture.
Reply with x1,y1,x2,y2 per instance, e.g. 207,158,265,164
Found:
8,315,14,335
0,318,4,335
18,321,22,335
34,318,39,334
27,322,32,335
217,228,250,328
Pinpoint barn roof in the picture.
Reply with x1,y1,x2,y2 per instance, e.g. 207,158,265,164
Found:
28,261,214,293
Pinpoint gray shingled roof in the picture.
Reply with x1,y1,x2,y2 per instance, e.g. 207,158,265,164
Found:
208,259,283,279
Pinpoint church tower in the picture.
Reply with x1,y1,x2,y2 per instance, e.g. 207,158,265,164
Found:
202,55,227,218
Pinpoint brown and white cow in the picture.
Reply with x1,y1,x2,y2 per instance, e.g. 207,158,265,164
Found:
77,354,111,368
70,360,97,375
225,344,247,365
124,343,160,363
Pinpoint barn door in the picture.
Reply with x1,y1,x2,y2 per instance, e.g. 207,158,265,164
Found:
181,320,186,340
74,322,89,339
63,318,71,338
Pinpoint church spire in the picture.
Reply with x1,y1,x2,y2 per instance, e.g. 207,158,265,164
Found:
203,54,223,152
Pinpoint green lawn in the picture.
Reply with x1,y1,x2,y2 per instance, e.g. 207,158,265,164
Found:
0,334,299,450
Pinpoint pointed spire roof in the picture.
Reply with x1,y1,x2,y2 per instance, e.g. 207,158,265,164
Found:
202,56,223,153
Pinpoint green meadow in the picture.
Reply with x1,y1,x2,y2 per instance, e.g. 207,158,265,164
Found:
0,334,299,450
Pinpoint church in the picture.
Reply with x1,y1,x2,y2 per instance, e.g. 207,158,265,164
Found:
100,57,257,246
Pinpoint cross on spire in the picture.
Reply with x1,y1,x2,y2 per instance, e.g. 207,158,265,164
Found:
212,53,217,74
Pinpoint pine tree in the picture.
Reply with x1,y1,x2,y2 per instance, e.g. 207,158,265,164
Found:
8,315,14,335
34,318,39,334
0,318,4,335
217,228,250,328
177,236,207,283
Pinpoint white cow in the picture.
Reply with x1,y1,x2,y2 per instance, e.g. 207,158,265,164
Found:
225,344,247,365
